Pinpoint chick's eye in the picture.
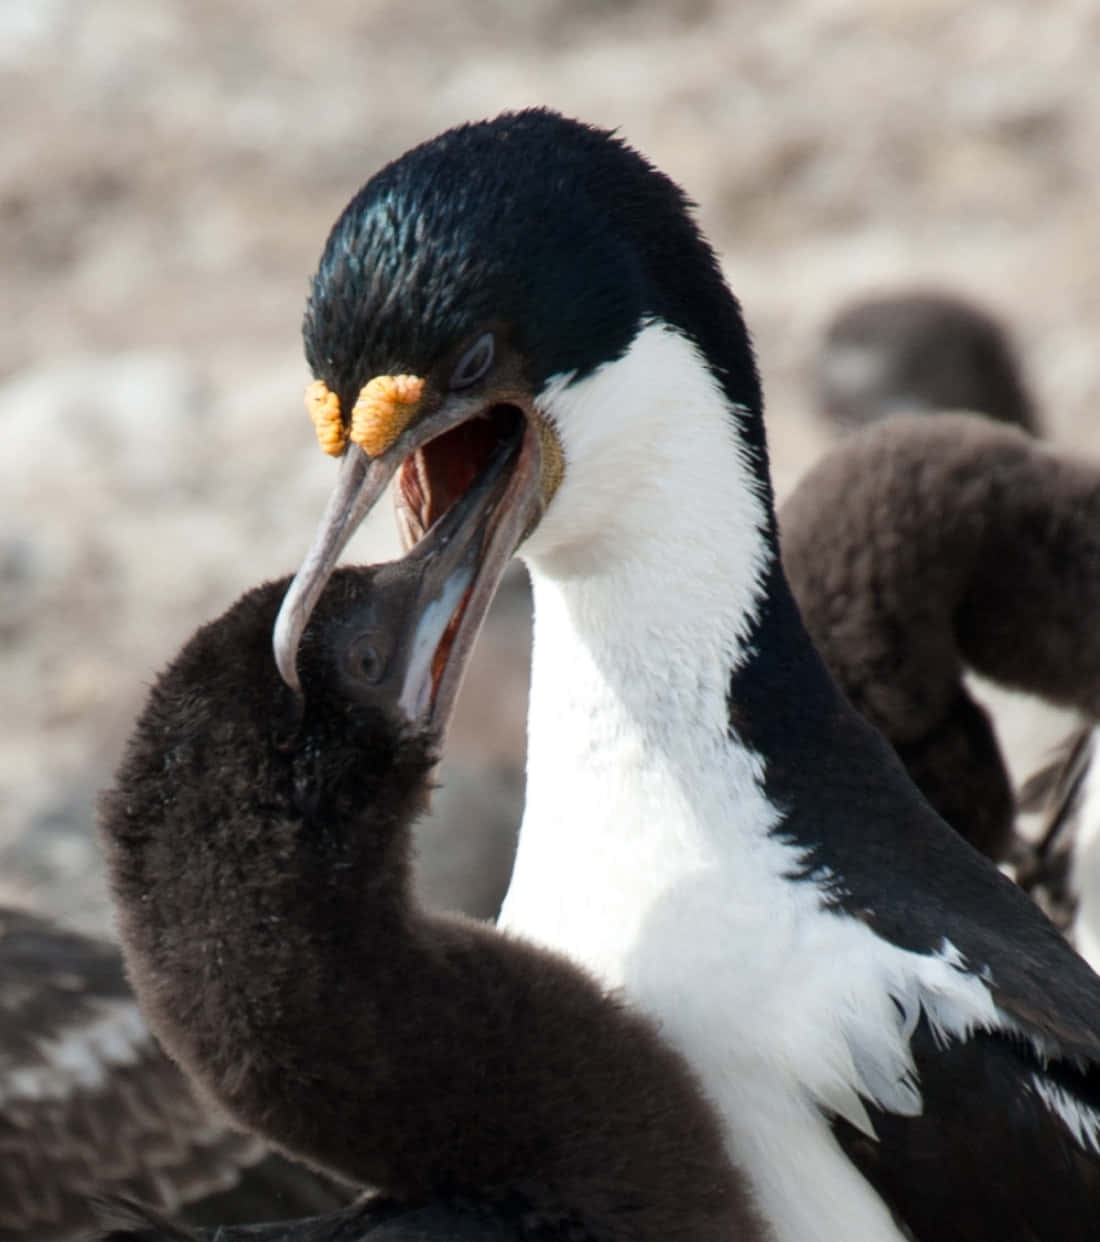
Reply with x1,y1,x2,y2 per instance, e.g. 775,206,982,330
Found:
449,333,495,390
345,633,384,685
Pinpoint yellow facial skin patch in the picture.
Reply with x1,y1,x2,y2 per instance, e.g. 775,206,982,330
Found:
304,375,425,458
305,380,346,456
350,374,425,457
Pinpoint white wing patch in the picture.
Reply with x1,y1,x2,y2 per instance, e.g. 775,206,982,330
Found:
1029,1074,1100,1154
842,934,1064,1122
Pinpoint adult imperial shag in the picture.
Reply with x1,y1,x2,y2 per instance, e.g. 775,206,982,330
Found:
274,110,1100,1242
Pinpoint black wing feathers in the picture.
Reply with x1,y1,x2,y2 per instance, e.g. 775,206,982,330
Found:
834,1018,1100,1242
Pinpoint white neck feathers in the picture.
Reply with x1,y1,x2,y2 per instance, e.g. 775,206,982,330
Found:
521,319,773,733
503,320,780,962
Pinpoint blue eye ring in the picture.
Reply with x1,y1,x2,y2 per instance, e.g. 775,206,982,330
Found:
449,333,495,390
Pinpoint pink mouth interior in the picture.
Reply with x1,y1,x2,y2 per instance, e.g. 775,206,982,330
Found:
393,403,528,705
395,404,524,550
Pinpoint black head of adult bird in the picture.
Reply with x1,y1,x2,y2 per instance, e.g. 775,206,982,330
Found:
252,109,1100,1241
780,411,1100,862
814,290,1040,433
97,447,761,1242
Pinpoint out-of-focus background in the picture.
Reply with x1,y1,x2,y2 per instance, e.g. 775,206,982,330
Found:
3,0,1099,932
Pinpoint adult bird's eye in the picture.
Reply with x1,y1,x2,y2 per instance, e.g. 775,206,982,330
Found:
449,333,495,390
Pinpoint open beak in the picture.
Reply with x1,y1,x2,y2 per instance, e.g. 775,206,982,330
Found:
274,394,543,737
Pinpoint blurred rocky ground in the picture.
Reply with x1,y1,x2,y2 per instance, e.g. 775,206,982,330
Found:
2,0,1098,931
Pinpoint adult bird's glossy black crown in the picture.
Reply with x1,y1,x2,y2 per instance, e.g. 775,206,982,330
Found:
302,109,759,425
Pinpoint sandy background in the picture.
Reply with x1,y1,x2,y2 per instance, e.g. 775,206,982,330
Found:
3,0,1099,933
